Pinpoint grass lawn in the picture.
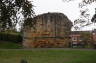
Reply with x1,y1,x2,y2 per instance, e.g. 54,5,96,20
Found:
0,41,22,49
0,49,96,63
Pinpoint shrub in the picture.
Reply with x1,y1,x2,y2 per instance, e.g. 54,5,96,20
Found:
20,59,28,63
0,32,22,43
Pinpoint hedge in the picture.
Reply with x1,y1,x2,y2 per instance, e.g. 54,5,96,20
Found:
0,32,23,43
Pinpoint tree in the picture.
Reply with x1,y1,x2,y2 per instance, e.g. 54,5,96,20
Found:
63,0,96,4
63,0,96,31
0,0,35,31
91,8,96,23
81,32,93,47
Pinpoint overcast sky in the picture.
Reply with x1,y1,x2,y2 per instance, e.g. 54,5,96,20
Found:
31,0,96,31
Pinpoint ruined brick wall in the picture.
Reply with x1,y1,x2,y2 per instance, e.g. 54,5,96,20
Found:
23,12,72,48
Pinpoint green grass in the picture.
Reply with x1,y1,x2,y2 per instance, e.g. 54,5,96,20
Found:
0,49,96,63
0,41,22,49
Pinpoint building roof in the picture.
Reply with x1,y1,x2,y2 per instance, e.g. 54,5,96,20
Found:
71,31,91,35
92,29,96,33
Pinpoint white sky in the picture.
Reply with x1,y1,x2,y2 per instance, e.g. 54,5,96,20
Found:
32,0,80,21
31,0,96,31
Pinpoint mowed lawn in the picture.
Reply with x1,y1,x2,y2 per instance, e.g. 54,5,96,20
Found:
0,49,96,63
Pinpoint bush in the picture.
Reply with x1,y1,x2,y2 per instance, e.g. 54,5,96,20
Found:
20,59,28,63
0,32,23,43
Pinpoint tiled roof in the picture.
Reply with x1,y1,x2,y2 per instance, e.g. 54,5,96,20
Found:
92,29,96,33
71,31,90,35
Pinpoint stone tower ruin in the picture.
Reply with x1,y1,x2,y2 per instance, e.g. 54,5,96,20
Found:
23,12,72,48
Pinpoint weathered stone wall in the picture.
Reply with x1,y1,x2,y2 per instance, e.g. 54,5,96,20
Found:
23,12,72,48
